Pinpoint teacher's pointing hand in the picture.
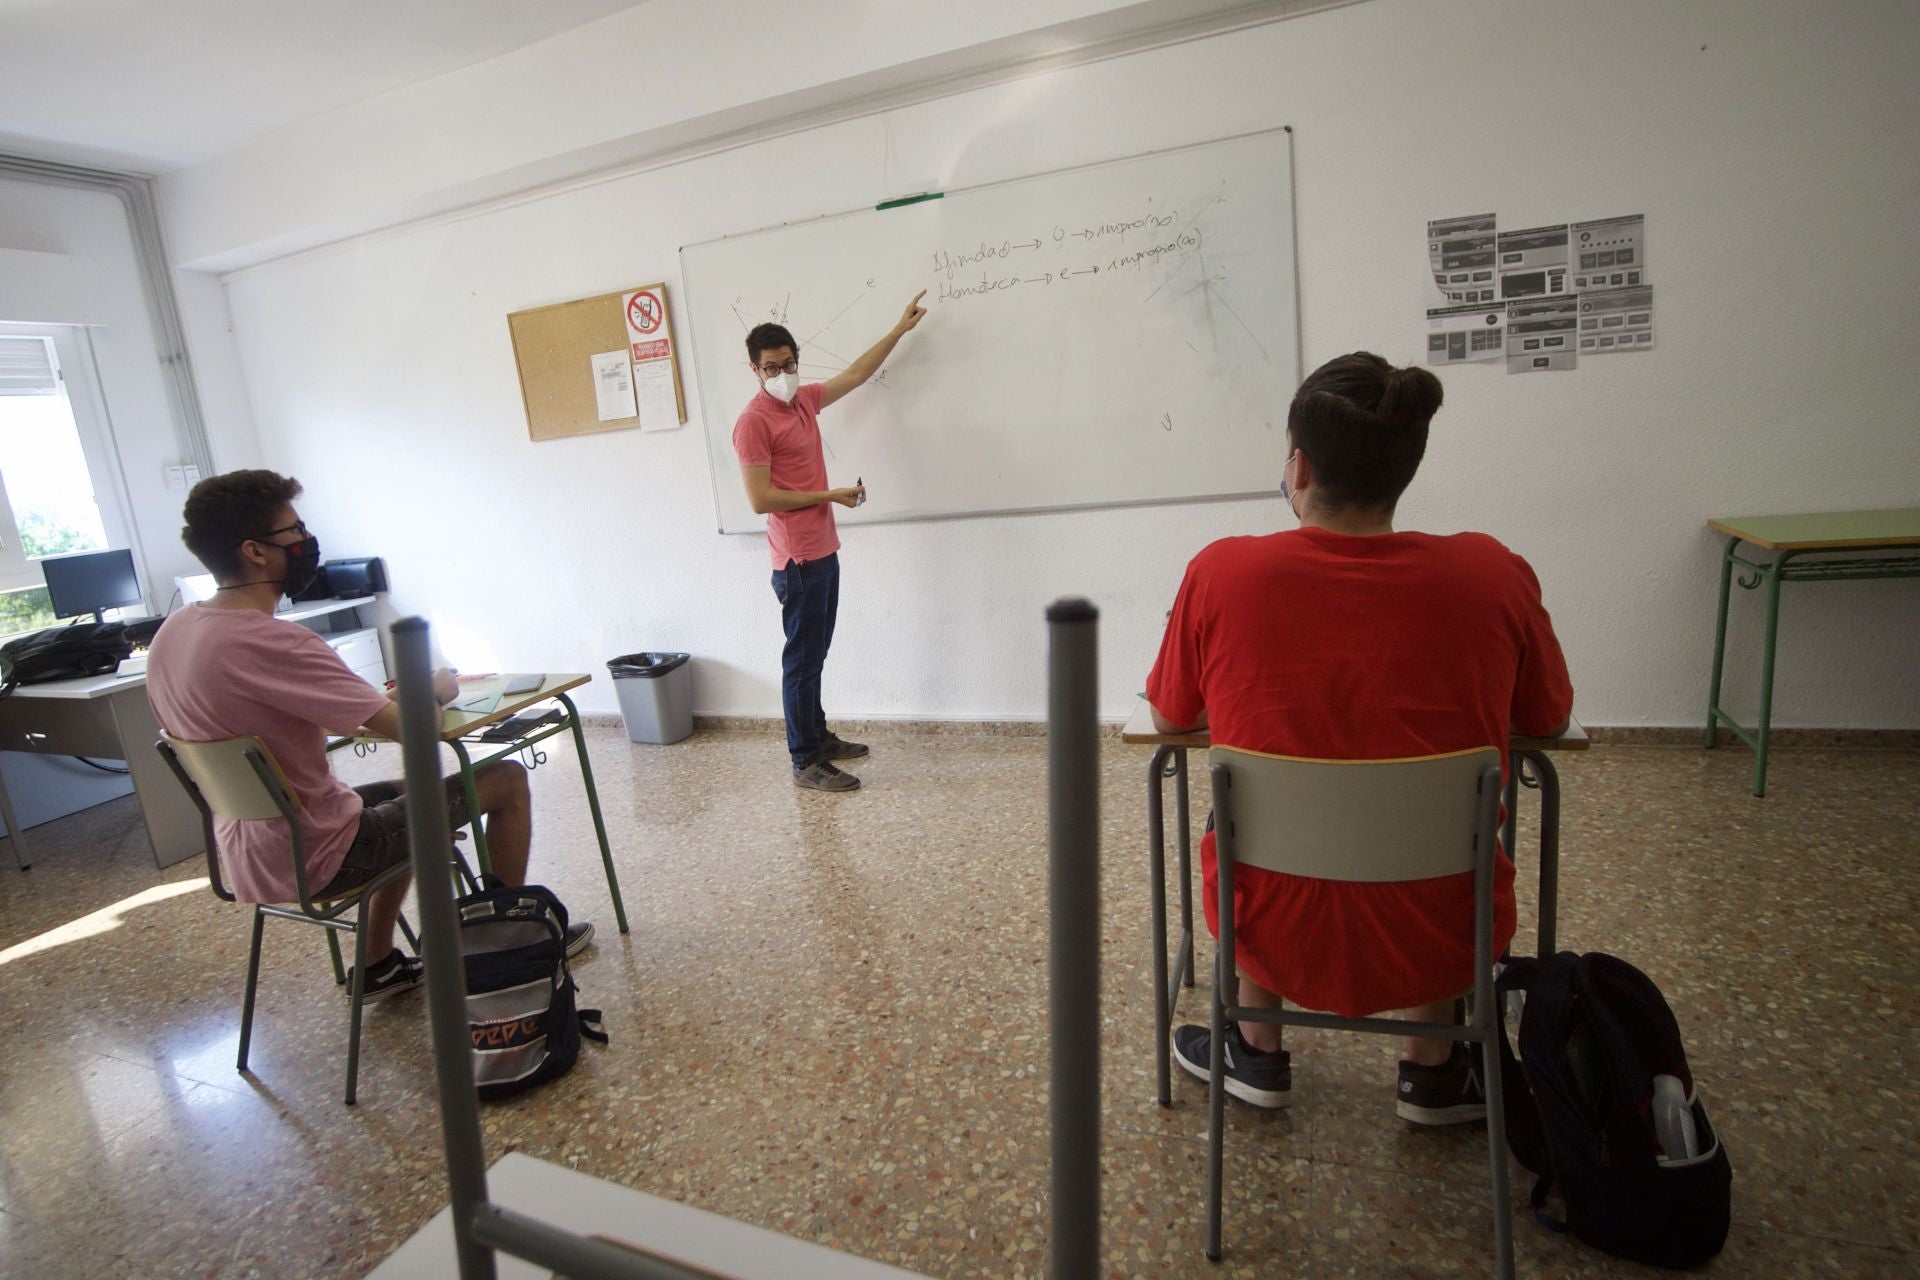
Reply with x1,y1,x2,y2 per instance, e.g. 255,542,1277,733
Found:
895,289,928,334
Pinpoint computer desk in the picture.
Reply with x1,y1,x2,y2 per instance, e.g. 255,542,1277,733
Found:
332,673,630,935
0,666,202,871
1119,699,1589,1107
0,596,380,872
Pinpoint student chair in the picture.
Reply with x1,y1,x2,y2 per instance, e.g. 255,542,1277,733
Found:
157,732,453,1105
1200,745,1513,1277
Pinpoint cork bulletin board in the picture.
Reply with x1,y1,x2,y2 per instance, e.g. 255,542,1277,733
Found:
506,283,686,442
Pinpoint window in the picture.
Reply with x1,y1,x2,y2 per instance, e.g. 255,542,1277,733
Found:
0,327,135,634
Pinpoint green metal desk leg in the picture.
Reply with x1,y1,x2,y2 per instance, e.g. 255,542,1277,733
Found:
1705,537,1737,749
448,738,492,877
1750,554,1793,798
557,692,629,934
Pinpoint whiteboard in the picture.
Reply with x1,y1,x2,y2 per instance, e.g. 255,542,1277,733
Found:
681,129,1298,533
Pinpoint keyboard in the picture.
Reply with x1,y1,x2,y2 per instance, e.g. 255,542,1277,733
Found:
478,708,564,743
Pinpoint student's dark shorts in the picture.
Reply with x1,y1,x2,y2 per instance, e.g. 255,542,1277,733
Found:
314,779,471,898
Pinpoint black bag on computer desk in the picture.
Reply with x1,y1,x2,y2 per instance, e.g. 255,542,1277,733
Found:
1496,951,1732,1269
0,622,133,697
458,881,605,1100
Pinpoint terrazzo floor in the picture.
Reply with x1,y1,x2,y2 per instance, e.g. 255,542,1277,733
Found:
0,725,1914,1277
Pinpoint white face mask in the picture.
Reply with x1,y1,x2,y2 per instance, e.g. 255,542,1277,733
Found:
763,371,799,404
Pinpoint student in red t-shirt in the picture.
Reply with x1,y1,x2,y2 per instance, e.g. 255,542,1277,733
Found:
732,292,927,792
1147,352,1572,1122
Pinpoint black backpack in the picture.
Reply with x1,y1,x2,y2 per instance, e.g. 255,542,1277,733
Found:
457,882,606,1100
0,621,133,696
1496,952,1732,1268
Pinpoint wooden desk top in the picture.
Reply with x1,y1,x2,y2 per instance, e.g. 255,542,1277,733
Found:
1708,507,1920,552
1118,698,1589,752
437,674,589,741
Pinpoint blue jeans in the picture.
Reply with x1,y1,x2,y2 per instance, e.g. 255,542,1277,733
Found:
770,553,839,768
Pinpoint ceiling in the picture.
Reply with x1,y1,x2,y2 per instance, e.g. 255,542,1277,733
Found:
0,0,656,173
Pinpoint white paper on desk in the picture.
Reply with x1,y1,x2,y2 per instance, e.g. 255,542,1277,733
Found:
1505,296,1579,373
1577,284,1654,353
635,359,680,432
1570,214,1646,292
591,351,635,422
1427,213,1499,305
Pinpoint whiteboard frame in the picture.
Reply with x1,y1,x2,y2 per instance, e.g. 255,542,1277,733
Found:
681,125,1300,534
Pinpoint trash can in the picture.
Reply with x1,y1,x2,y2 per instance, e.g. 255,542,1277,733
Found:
607,652,693,744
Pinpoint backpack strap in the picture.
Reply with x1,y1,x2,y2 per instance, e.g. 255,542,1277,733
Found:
578,1008,608,1044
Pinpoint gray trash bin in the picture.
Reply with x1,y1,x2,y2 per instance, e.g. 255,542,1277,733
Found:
608,652,693,744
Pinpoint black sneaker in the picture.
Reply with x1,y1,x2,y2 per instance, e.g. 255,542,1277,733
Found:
350,948,424,1002
793,756,861,792
821,732,869,761
565,921,595,958
1396,1042,1487,1125
1172,1022,1292,1109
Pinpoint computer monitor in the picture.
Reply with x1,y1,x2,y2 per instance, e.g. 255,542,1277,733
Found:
42,548,143,623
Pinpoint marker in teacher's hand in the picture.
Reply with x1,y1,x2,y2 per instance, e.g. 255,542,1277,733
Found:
856,476,866,506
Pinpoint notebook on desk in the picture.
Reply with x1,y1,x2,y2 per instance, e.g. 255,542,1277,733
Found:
503,673,544,694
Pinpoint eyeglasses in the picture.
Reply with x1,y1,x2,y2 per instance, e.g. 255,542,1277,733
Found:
239,520,309,548
756,358,800,377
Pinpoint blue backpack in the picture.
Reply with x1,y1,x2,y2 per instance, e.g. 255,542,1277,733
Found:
1496,952,1732,1268
458,883,605,1100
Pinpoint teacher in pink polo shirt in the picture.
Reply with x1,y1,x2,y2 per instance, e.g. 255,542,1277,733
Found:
732,291,927,792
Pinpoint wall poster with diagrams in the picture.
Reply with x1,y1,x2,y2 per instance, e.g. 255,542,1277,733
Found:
1424,211,1652,374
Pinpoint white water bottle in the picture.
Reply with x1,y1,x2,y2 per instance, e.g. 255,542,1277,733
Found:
1651,1073,1700,1161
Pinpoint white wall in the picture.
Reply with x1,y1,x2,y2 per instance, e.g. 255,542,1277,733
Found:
158,0,1349,272
0,175,219,607
199,0,1920,727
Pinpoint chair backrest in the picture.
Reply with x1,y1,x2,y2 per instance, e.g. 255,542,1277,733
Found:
157,732,302,823
1209,745,1502,882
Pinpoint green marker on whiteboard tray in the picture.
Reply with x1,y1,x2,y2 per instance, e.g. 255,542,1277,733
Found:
876,192,943,211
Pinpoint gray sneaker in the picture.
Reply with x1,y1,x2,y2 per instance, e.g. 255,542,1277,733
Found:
821,732,869,761
793,757,861,792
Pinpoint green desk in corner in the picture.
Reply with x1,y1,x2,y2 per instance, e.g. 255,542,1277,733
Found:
1705,507,1920,797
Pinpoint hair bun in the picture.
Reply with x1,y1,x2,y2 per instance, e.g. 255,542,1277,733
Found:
1377,365,1444,427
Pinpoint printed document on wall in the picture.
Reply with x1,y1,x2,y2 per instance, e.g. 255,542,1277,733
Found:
1426,303,1506,364
1497,224,1569,300
590,351,635,422
635,361,679,432
1577,285,1654,353
1427,213,1499,305
1570,214,1646,292
1506,296,1579,373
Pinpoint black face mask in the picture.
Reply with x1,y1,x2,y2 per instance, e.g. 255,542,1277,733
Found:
276,535,323,597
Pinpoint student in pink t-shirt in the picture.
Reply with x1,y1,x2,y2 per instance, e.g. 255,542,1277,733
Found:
731,291,927,793
147,470,592,1001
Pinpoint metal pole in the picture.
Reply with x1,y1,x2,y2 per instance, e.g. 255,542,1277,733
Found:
1046,597,1100,1280
393,617,497,1280
471,1205,717,1280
